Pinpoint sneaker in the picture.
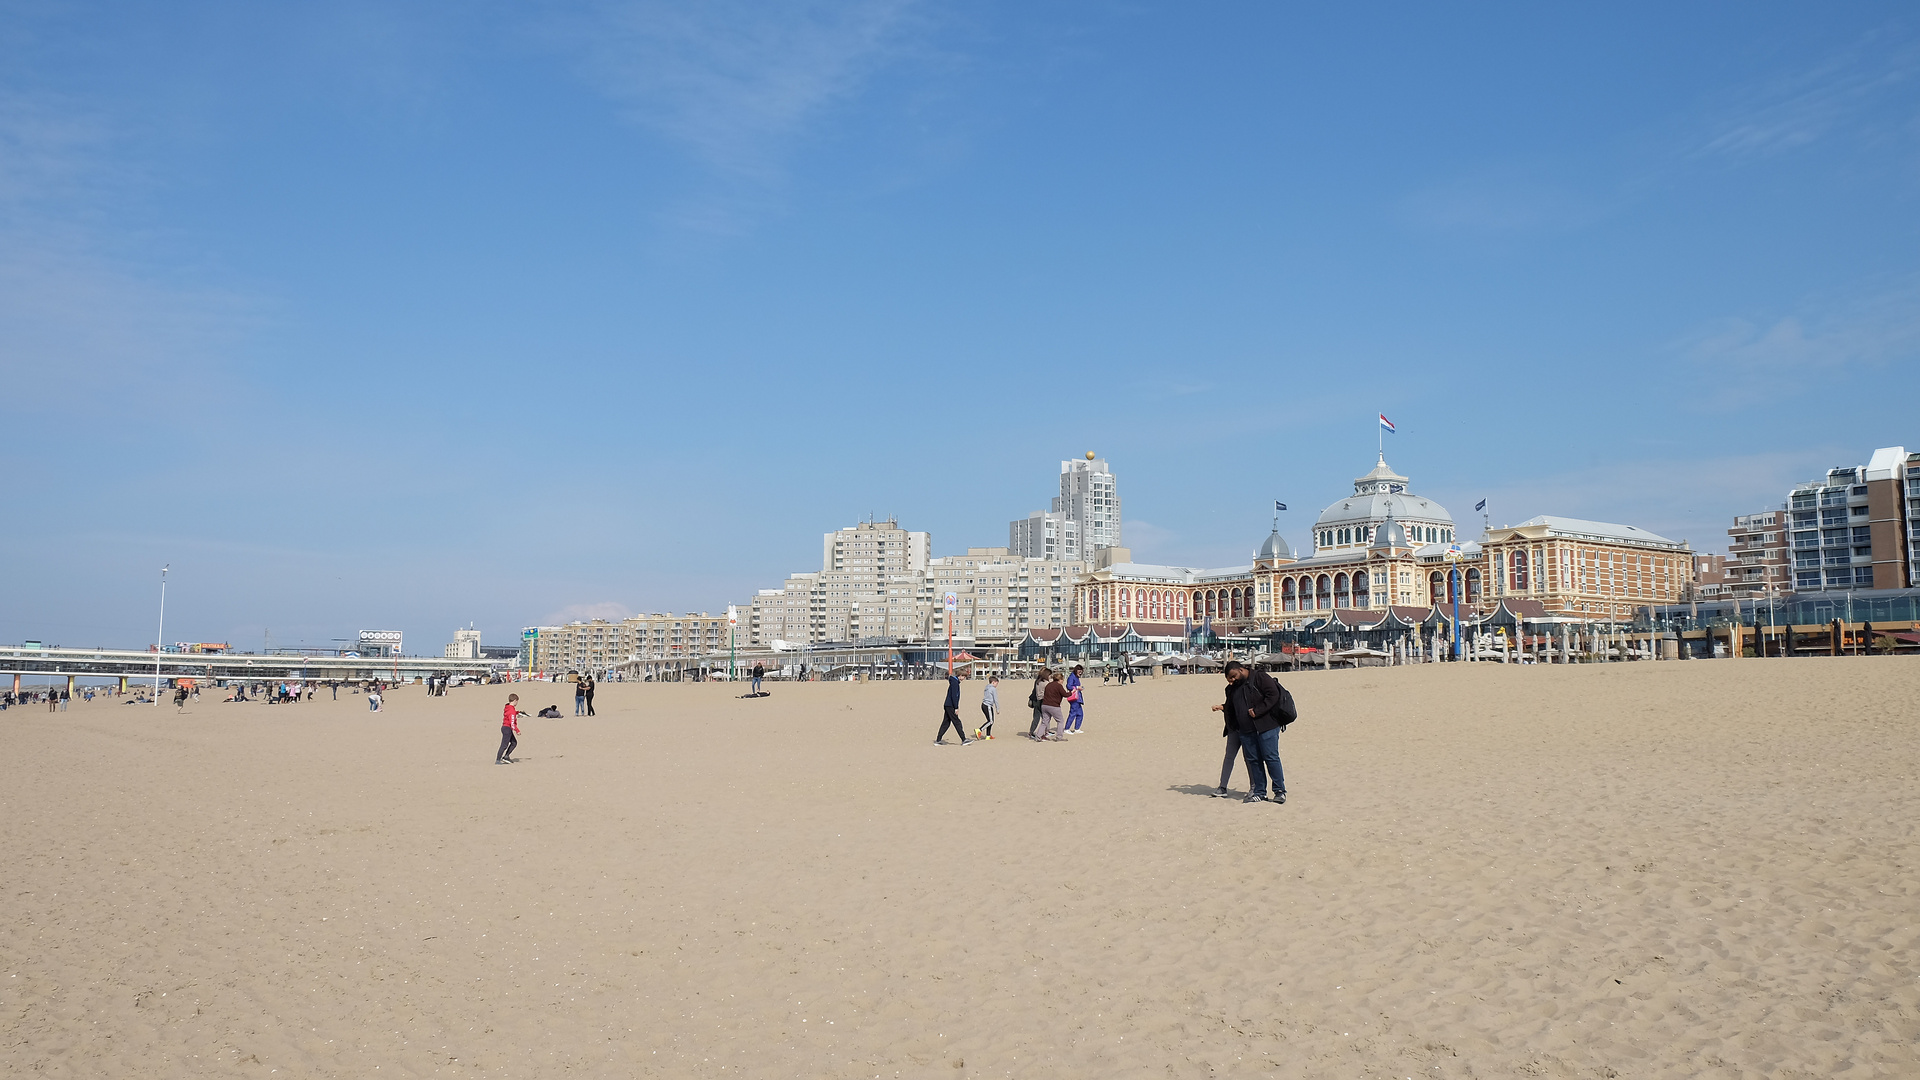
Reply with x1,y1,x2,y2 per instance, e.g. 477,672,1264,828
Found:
973,729,982,740
495,760,510,765
1272,792,1286,804
1209,787,1231,798
960,739,973,746
934,740,948,746
1243,793,1266,803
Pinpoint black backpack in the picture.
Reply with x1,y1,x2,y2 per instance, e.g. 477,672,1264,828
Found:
1273,680,1299,731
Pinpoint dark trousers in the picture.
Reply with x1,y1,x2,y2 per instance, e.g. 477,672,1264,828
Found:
586,694,595,716
979,703,996,737
937,706,967,742
497,727,518,761
1238,728,1285,797
1219,736,1239,789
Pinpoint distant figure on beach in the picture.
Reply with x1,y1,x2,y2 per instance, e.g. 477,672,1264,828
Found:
1036,672,1068,741
1065,665,1085,734
1213,661,1287,804
497,693,523,764
574,676,587,716
368,686,382,712
1028,668,1049,737
584,675,596,717
934,673,973,745
172,686,189,711
975,675,999,740
751,664,764,694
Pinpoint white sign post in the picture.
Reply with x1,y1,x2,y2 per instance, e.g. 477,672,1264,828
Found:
943,592,958,676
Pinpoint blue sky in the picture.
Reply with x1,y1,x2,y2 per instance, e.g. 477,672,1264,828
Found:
4,2,1918,652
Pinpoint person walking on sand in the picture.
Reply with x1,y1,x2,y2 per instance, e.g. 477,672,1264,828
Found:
1213,660,1288,804
1064,665,1085,734
368,685,382,712
574,675,587,716
934,672,974,745
1036,671,1069,741
1028,667,1049,738
497,693,524,764
584,675,596,717
975,675,1000,740
751,663,764,694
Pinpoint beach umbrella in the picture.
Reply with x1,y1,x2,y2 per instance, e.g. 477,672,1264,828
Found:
1185,654,1222,669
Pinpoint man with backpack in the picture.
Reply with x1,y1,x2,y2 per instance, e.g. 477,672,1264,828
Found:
1212,660,1292,804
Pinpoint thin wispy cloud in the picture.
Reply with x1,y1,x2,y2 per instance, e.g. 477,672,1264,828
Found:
1697,27,1920,158
1676,277,1920,408
0,92,260,412
1399,172,1606,236
566,0,921,190
542,601,634,625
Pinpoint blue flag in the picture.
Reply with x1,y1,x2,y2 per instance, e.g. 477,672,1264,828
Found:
1274,500,1287,512
1474,498,1487,512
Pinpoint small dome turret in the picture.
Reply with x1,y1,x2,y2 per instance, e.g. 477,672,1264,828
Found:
1257,529,1289,560
1370,511,1408,551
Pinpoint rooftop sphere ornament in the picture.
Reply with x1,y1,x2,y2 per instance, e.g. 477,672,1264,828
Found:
1086,451,1096,460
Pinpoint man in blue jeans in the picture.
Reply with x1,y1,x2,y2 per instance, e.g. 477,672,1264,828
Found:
1212,660,1288,804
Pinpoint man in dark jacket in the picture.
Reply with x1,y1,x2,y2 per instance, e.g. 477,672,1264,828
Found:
1212,660,1288,804
935,673,973,745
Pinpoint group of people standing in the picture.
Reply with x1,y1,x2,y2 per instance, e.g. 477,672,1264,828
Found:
574,674,596,716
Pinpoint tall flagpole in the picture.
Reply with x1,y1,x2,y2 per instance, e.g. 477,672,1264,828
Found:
153,565,168,704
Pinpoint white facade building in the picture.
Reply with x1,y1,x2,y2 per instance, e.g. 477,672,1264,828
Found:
1010,455,1120,559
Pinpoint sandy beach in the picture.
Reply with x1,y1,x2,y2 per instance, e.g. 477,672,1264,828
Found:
4,660,1916,1078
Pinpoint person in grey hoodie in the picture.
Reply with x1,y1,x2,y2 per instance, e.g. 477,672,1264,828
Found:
975,675,1000,740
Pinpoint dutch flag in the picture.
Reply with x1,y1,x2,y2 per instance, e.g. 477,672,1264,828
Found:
1379,414,1396,433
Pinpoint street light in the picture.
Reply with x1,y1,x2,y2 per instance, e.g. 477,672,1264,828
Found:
153,564,168,704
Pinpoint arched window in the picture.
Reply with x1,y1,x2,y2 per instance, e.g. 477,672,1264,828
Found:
1315,575,1332,610
1203,591,1214,617
1511,550,1530,592
1231,588,1243,618
1282,578,1296,611
1466,568,1482,604
1333,573,1350,608
1119,588,1130,619
1354,568,1371,606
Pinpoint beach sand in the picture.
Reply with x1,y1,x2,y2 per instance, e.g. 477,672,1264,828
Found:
4,660,1917,1078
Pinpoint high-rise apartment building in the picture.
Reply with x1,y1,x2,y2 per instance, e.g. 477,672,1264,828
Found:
443,626,482,659
926,548,1087,644
1722,510,1790,598
1009,456,1119,560
1787,446,1918,594
529,613,737,672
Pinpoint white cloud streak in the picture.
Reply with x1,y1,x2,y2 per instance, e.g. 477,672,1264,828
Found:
570,0,919,181
1698,28,1920,159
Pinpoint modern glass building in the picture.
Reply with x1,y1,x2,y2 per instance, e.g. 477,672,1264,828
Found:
1785,446,1918,594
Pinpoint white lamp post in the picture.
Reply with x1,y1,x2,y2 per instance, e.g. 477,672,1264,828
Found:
153,564,168,704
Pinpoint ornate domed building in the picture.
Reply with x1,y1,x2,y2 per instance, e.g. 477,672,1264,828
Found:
1309,455,1459,556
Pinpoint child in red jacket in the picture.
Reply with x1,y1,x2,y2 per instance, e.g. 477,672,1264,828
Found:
496,693,523,765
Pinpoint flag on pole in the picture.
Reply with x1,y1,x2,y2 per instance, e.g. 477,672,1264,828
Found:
1475,498,1487,512
1274,500,1287,512
1379,414,1396,433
